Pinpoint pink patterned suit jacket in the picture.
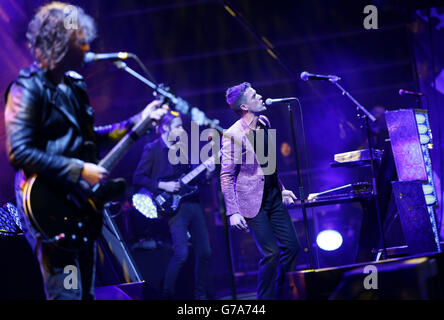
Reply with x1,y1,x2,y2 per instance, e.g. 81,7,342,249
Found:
220,115,284,219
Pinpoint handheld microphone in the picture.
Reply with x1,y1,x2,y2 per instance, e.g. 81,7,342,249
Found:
399,89,424,97
300,71,341,82
265,97,298,105
84,51,134,63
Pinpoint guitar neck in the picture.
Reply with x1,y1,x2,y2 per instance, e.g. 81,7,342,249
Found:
181,163,207,185
99,116,153,172
180,151,220,185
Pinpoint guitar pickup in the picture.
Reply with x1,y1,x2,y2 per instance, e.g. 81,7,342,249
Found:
156,195,166,205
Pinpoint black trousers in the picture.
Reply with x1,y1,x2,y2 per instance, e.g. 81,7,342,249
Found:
163,201,212,299
246,186,300,300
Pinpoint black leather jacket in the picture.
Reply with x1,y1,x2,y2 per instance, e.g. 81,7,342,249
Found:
4,63,141,186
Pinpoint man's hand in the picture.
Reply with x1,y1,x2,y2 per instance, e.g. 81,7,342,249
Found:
158,181,180,193
81,163,109,186
141,100,168,123
282,189,297,205
230,213,248,230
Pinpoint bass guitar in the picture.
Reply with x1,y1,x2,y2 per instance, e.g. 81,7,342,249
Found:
153,148,218,217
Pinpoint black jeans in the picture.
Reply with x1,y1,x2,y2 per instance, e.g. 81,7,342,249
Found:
163,201,212,299
246,186,300,300
14,171,96,300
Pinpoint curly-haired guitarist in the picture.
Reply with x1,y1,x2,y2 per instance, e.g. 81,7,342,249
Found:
4,2,165,300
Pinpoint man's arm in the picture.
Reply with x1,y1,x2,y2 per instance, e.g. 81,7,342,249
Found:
133,143,181,194
220,132,249,230
220,132,242,216
133,143,160,194
94,113,141,145
94,100,164,146
5,81,84,184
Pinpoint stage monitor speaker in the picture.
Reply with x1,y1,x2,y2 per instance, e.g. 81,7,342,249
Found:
95,281,158,300
96,204,143,286
286,254,444,300
392,180,440,254
330,256,441,299
385,109,440,253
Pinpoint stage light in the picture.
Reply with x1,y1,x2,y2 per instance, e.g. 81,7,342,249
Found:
419,134,430,144
316,230,343,251
417,124,428,134
422,184,434,195
415,113,426,124
132,190,158,219
425,194,437,206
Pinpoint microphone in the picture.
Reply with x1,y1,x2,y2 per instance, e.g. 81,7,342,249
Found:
300,71,341,82
265,97,298,105
84,51,134,63
399,89,424,97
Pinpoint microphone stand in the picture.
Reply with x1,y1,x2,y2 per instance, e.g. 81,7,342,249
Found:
329,80,387,260
113,61,181,104
287,100,316,269
113,60,224,131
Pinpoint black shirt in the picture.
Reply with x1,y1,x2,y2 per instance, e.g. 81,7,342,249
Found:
251,121,279,191
133,137,203,202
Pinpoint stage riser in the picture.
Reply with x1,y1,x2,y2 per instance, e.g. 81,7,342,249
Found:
286,252,444,300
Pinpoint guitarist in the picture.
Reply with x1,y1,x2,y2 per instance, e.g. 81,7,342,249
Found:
133,112,215,299
4,2,165,300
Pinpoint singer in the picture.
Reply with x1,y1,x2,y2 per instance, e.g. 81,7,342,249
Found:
220,82,300,300
4,2,165,300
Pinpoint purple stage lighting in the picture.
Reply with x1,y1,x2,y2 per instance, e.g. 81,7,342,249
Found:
316,230,343,251
132,189,158,219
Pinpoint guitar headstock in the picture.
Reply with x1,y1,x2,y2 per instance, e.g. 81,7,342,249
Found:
152,84,222,132
153,83,190,115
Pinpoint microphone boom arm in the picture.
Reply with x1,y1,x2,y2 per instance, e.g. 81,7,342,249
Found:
113,61,223,131
114,61,176,102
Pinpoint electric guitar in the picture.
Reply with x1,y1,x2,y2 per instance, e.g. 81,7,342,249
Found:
22,112,158,252
153,150,218,217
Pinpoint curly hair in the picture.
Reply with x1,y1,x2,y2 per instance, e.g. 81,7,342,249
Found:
26,1,97,70
225,82,251,113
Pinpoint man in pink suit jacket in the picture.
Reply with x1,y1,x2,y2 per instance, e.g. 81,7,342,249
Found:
220,82,300,300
